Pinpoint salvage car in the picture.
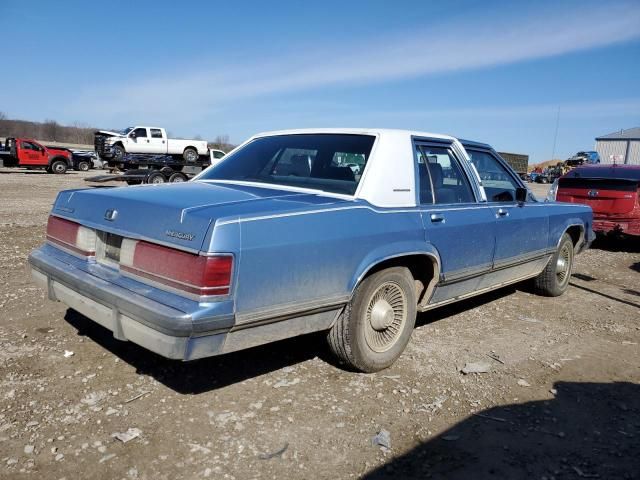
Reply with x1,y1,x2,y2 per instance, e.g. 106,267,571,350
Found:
549,164,640,237
94,126,209,163
28,129,594,372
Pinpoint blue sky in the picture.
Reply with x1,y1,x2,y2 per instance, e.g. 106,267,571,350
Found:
1,0,639,163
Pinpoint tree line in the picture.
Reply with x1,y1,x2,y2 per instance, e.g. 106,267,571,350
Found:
0,112,95,145
0,112,236,151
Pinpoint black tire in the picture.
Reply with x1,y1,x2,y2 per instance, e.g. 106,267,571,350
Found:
327,267,417,373
540,177,549,184
533,233,574,297
112,144,125,161
168,172,188,183
146,171,166,184
183,148,198,162
50,160,67,174
77,161,91,172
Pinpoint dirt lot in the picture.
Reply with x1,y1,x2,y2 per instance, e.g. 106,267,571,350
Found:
0,171,638,479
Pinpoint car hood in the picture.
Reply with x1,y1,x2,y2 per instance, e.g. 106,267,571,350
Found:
51,181,347,251
96,130,125,138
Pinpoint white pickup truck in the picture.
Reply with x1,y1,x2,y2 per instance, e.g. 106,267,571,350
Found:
94,126,209,162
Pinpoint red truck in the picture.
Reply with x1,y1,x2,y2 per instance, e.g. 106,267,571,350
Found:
0,138,86,174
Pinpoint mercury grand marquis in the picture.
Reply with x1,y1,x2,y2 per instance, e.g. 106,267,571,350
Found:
29,129,594,372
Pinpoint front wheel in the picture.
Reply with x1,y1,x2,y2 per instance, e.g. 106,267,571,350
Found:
112,145,125,161
327,267,417,372
533,233,574,296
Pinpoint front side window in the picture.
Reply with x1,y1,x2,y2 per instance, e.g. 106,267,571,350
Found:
415,144,474,204
200,134,375,195
467,150,520,202
21,141,39,151
150,128,163,138
133,128,147,138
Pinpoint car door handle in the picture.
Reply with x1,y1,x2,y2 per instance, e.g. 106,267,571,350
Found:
496,208,509,217
146,139,150,143
430,213,445,223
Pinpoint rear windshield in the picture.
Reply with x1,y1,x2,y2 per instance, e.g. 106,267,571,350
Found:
559,177,638,191
564,167,640,181
199,134,376,195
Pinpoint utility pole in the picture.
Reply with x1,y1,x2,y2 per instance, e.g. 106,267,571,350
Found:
551,106,560,161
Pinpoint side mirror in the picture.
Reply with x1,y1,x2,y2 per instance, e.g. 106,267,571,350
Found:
515,187,528,203
129,132,136,139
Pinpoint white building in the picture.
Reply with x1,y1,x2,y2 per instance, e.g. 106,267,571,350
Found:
595,127,640,165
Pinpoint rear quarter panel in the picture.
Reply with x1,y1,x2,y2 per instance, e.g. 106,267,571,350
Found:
215,203,429,324
546,202,593,248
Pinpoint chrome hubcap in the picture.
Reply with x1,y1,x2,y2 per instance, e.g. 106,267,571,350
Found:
370,299,394,331
556,243,572,285
364,281,407,353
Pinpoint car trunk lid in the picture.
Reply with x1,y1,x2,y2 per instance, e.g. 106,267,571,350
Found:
53,182,344,253
51,182,315,252
557,177,638,215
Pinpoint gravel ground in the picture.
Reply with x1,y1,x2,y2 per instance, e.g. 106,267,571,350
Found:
0,171,638,479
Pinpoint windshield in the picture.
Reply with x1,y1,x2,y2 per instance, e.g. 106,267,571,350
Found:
119,127,134,135
199,134,376,195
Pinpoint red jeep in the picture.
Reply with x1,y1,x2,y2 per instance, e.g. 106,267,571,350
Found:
2,138,74,174
553,165,640,237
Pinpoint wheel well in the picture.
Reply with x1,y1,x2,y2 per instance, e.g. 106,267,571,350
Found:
565,225,584,247
362,254,439,305
183,146,197,152
49,156,69,166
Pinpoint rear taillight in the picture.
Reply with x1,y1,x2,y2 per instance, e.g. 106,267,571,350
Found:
120,240,232,297
46,216,96,256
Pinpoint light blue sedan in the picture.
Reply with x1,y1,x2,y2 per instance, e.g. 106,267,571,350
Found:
29,129,594,372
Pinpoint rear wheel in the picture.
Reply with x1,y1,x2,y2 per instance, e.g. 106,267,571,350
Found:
146,171,166,184
327,267,417,372
533,233,574,296
168,172,188,183
183,148,198,162
77,161,91,172
51,160,67,174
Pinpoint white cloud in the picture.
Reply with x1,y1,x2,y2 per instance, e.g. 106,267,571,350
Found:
65,1,640,126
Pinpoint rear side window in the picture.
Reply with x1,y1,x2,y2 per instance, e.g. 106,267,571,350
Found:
133,128,147,138
150,129,163,138
415,144,474,204
467,150,520,202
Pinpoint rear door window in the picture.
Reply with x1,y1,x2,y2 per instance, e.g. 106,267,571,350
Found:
150,129,163,139
415,144,474,204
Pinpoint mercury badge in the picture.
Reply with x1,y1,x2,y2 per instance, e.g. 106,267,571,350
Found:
166,230,196,241
104,209,118,221
587,190,599,197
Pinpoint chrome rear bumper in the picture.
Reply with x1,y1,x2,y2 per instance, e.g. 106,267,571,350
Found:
28,247,234,360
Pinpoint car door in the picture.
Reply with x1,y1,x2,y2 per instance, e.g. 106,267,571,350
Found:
415,140,497,305
148,128,167,154
466,147,550,286
20,141,44,165
128,127,150,153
